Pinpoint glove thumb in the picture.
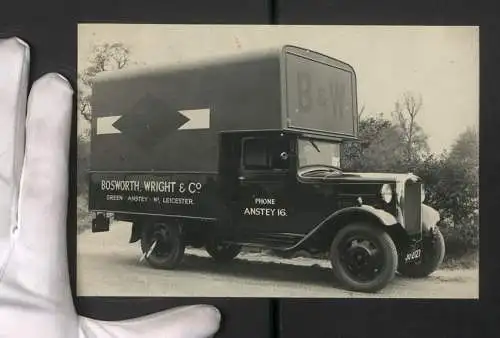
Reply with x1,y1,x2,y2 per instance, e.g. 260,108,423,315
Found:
78,304,221,338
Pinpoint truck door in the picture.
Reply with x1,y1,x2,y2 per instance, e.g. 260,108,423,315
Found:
234,135,294,233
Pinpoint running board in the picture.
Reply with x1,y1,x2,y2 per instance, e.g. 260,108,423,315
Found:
221,237,303,252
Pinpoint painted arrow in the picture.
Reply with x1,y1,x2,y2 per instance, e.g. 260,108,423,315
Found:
95,94,211,149
96,108,210,135
96,116,121,135
178,109,211,130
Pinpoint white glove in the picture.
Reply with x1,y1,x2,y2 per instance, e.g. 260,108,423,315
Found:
0,36,221,338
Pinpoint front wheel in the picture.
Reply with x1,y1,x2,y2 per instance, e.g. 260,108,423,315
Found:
398,227,445,278
140,221,185,269
330,222,398,293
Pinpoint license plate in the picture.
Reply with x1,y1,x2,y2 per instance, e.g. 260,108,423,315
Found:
404,248,422,263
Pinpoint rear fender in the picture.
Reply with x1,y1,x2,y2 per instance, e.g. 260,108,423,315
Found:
129,221,143,243
128,217,186,243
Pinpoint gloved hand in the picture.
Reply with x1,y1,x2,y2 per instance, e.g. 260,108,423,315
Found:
0,36,221,338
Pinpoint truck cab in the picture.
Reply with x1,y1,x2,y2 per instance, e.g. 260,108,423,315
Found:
220,130,342,237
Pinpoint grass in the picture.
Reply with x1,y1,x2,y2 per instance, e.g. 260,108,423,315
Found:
441,250,479,270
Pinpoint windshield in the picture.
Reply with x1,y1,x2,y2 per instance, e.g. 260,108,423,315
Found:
298,138,341,170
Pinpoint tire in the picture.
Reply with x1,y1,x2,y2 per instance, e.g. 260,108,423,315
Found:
398,227,445,278
140,221,185,269
330,222,398,293
205,240,242,263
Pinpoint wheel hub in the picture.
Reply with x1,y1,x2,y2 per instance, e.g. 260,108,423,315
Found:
150,225,174,257
341,239,381,281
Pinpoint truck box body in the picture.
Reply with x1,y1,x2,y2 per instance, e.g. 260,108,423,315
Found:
88,45,357,217
90,45,358,172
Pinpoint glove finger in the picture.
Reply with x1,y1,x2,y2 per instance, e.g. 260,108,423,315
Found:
79,305,221,338
0,37,29,242
14,73,73,299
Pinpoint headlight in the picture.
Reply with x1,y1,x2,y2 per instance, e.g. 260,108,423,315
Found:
421,185,425,202
380,184,393,203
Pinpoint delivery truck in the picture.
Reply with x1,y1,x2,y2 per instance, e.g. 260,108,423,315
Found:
88,45,445,293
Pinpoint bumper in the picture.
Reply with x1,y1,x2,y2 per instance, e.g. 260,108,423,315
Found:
421,203,440,232
359,204,398,226
361,203,439,232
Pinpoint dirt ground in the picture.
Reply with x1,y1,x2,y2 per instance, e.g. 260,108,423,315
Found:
76,222,479,298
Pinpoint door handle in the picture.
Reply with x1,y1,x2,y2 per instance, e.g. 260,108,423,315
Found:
238,176,246,181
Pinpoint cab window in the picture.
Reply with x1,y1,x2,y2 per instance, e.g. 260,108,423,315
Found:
242,137,289,171
243,138,269,170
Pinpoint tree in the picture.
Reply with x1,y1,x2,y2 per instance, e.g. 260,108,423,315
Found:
342,93,431,173
77,42,132,198
447,126,479,169
78,42,131,122
392,91,429,166
357,103,366,120
342,95,478,256
342,113,418,173
414,126,479,253
444,126,479,223
77,129,91,196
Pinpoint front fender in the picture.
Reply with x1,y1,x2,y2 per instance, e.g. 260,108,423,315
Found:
282,205,398,252
356,205,399,226
422,203,440,232
318,205,398,229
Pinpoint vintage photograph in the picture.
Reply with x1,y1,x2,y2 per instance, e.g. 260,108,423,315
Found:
77,24,479,298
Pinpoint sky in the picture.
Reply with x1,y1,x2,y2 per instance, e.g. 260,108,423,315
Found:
78,24,479,154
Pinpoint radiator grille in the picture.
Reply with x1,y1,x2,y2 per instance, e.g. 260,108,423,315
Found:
403,180,422,235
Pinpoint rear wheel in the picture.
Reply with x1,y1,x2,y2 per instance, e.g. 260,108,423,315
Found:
398,227,445,278
330,222,398,293
140,221,185,269
205,240,242,263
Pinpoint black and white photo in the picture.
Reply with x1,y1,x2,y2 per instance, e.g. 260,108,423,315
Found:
77,24,479,298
